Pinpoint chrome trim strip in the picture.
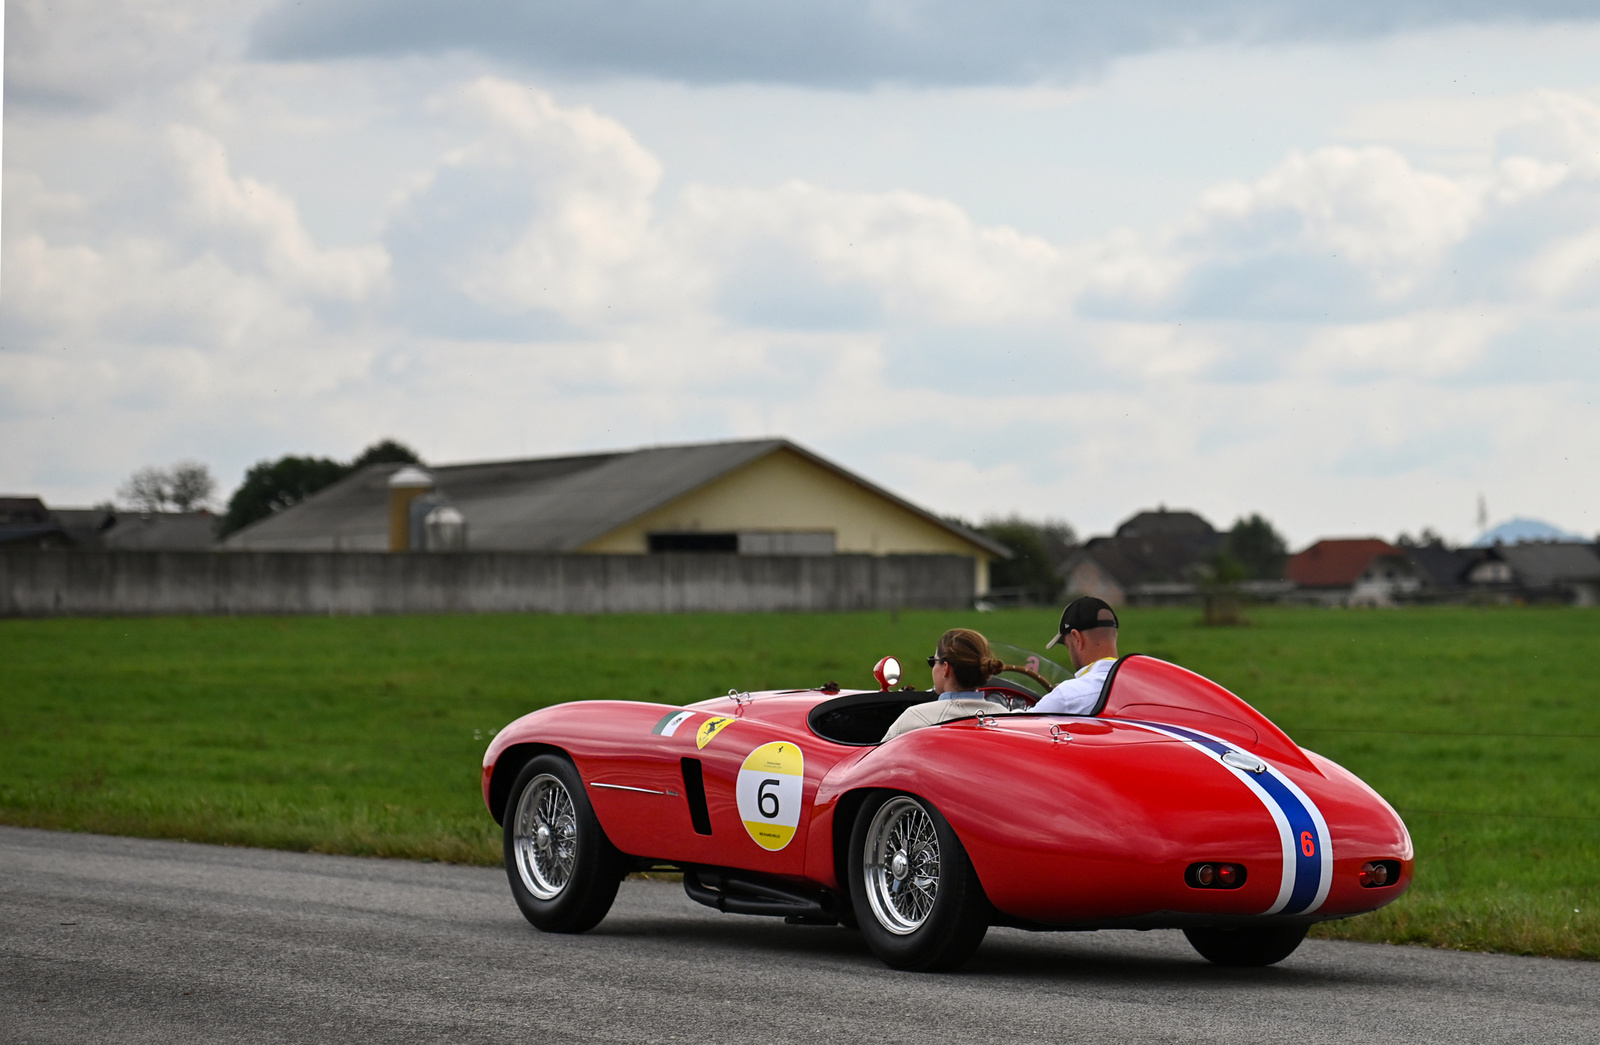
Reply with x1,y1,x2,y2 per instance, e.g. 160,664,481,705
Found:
590,782,680,797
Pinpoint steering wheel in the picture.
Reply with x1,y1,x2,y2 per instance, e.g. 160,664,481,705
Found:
978,663,1055,711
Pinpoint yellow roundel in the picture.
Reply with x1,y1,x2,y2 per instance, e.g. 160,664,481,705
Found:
736,742,805,851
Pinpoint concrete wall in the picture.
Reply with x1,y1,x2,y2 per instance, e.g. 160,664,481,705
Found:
0,551,974,617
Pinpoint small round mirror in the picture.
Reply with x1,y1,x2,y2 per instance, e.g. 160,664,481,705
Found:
873,656,902,691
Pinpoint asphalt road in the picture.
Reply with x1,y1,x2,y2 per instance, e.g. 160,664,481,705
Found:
2,826,1596,1045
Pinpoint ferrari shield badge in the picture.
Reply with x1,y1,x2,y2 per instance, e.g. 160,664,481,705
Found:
695,716,733,749
736,742,804,851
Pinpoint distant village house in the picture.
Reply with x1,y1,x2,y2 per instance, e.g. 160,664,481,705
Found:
1058,507,1225,606
1286,539,1426,606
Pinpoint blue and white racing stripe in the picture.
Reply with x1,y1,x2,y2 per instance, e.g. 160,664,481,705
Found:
1109,719,1333,916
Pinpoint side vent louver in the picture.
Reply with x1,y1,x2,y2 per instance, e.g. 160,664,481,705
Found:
680,757,713,835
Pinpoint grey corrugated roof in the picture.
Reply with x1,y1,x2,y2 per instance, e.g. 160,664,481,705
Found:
1493,543,1600,587
451,440,783,551
101,512,220,551
223,438,1009,558
1404,543,1470,587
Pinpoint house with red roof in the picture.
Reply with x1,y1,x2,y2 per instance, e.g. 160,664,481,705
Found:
1286,538,1425,606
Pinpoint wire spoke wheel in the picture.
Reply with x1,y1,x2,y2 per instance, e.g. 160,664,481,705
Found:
502,755,625,934
863,796,942,935
512,773,578,900
847,791,989,970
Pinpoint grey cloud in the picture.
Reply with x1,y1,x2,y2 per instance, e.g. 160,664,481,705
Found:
249,0,1598,87
1108,254,1412,323
1326,424,1493,479
715,242,885,330
381,153,587,341
1474,320,1600,385
6,0,230,110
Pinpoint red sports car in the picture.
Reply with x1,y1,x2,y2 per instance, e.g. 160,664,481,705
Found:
481,651,1413,971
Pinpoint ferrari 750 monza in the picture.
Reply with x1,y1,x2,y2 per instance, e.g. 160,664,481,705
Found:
481,651,1412,970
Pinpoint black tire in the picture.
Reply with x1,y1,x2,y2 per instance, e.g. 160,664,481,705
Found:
847,791,989,971
502,754,626,933
1183,924,1309,967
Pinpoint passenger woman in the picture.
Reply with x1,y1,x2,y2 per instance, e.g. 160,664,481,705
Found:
929,627,1006,700
880,628,1008,742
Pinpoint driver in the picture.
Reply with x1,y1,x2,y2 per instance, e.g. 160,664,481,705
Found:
1032,597,1120,715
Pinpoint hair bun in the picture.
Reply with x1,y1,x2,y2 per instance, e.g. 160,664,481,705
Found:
982,657,1004,677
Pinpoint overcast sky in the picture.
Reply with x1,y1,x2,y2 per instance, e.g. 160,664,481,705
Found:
4,0,1599,545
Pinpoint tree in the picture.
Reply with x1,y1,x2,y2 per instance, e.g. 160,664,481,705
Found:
1034,519,1078,569
219,439,425,537
167,462,217,510
1225,514,1288,580
222,456,351,536
118,467,171,513
350,439,422,470
1397,527,1445,548
1200,552,1249,626
981,516,1079,604
117,461,217,512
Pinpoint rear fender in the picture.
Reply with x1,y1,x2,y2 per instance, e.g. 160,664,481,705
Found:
815,718,1296,925
1300,749,1415,915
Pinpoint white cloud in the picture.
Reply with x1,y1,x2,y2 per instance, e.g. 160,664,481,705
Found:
400,78,672,322
675,181,1067,327
1088,322,1228,381
1496,90,1600,173
1071,92,1600,335
5,9,1600,548
1081,146,1482,319
169,125,390,301
380,80,1073,335
1191,147,1478,276
1293,310,1508,380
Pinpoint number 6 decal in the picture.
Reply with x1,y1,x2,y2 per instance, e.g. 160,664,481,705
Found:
736,743,804,850
758,779,781,818
1301,830,1316,858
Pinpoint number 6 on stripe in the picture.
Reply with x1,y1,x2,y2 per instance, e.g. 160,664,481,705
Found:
1301,831,1316,857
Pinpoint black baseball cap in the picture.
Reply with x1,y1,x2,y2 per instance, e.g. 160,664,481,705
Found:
1045,596,1119,649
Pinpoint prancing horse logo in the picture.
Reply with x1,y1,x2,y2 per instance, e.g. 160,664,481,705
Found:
696,716,733,749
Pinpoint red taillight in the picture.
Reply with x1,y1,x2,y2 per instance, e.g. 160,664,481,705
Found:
1186,862,1247,889
1358,861,1396,887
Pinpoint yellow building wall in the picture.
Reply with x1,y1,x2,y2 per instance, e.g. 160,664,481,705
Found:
579,447,993,592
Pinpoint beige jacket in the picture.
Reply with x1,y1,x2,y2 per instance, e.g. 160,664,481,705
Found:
880,697,1008,743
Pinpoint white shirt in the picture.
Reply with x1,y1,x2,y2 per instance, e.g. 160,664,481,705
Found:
1032,657,1115,716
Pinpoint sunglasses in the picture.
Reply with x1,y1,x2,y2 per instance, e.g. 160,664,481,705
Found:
926,654,946,667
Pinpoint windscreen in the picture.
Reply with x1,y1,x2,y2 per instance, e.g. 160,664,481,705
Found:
988,643,1074,697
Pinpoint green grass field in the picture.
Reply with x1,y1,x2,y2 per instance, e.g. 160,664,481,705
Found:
1,607,1595,959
